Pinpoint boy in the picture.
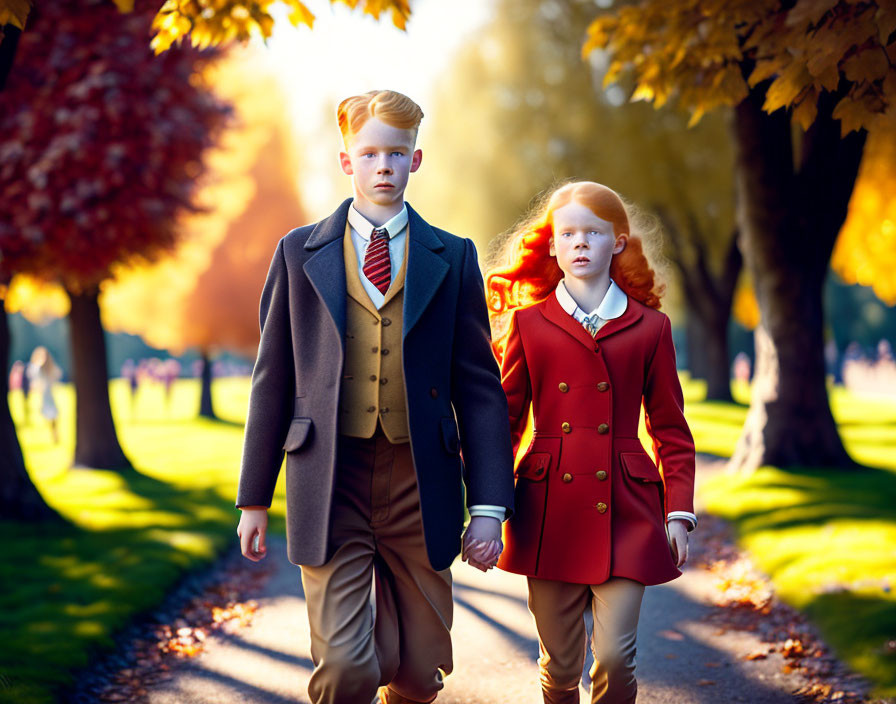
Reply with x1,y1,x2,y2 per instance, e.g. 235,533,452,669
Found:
235,90,513,704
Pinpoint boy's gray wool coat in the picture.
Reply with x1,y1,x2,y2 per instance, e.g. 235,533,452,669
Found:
236,198,515,570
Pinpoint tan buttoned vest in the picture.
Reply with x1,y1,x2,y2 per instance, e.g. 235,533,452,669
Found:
339,225,410,443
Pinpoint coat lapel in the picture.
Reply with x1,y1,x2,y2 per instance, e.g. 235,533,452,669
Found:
540,293,598,352
403,203,448,339
594,302,642,340
303,199,352,346
539,291,644,349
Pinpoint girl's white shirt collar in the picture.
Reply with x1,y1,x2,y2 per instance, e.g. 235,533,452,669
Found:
554,278,628,324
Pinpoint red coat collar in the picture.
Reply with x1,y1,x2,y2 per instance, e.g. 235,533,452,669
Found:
539,291,644,351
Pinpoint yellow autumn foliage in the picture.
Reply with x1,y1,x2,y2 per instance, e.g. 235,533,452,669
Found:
584,0,896,136
0,0,31,29
100,45,301,352
149,0,411,53
833,128,896,305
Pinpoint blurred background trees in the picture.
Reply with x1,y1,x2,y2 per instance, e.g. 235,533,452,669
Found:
583,0,895,471
101,53,306,421
415,0,741,400
0,0,231,500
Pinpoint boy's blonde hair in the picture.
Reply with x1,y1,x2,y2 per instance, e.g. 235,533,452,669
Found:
337,90,424,145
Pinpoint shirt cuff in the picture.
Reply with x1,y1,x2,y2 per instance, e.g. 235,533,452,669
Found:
666,511,697,531
469,505,507,522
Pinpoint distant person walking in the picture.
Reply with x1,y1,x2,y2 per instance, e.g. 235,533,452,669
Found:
121,358,139,420
27,346,62,444
9,359,30,425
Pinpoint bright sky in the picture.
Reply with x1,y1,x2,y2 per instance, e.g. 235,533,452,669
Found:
257,0,494,220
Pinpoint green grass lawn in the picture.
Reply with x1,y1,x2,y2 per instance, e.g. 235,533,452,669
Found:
3,375,895,701
1,377,286,704
687,379,896,698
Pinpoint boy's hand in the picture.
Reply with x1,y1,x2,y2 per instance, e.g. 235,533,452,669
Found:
667,518,689,568
238,507,268,561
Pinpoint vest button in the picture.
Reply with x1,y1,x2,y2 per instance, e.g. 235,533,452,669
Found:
381,317,392,327
430,388,438,398
558,382,569,393
370,375,377,382
382,348,390,356
561,422,571,433
596,470,608,481
598,423,609,434
371,346,379,353
380,378,388,385
562,473,572,483
596,502,608,513
367,406,376,413
380,407,389,414
597,381,609,392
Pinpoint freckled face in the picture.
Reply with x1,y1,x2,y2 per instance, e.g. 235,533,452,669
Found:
339,117,422,210
549,201,626,280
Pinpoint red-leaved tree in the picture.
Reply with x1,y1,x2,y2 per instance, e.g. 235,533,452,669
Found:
0,0,231,505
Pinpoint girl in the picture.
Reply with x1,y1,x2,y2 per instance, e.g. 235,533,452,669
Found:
27,346,63,445
485,181,696,704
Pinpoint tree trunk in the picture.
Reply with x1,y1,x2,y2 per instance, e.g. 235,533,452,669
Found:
0,292,64,521
0,23,22,92
198,348,217,419
729,86,864,471
67,285,131,469
685,315,709,380
657,208,741,403
701,312,735,402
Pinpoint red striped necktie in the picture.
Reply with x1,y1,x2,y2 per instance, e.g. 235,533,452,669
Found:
362,226,391,294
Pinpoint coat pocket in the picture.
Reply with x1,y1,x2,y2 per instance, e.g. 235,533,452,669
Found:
620,451,662,483
515,452,551,481
440,416,460,455
283,417,313,453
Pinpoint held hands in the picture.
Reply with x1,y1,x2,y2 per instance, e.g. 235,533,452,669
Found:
237,507,268,561
461,516,503,572
667,518,689,568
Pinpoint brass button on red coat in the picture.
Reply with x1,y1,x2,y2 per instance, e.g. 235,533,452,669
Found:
596,502,608,513
595,470,608,481
597,382,609,392
597,423,609,434
561,422,571,434
558,382,569,393
562,473,572,483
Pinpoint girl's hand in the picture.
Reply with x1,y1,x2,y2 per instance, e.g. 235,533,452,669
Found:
464,538,503,571
462,516,503,571
667,519,689,568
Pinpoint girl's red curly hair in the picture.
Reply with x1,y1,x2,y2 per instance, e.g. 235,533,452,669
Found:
486,181,664,359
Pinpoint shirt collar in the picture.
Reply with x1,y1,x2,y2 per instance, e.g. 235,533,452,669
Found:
555,278,628,322
347,202,408,241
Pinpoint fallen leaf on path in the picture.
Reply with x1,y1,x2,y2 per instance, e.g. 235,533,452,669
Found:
657,629,685,641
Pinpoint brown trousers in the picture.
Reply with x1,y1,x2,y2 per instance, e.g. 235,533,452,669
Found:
527,577,645,704
300,429,454,704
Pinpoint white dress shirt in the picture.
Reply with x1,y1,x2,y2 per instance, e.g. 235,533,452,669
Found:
347,204,409,309
554,279,697,531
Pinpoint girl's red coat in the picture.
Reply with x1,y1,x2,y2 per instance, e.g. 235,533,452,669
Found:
496,292,696,586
